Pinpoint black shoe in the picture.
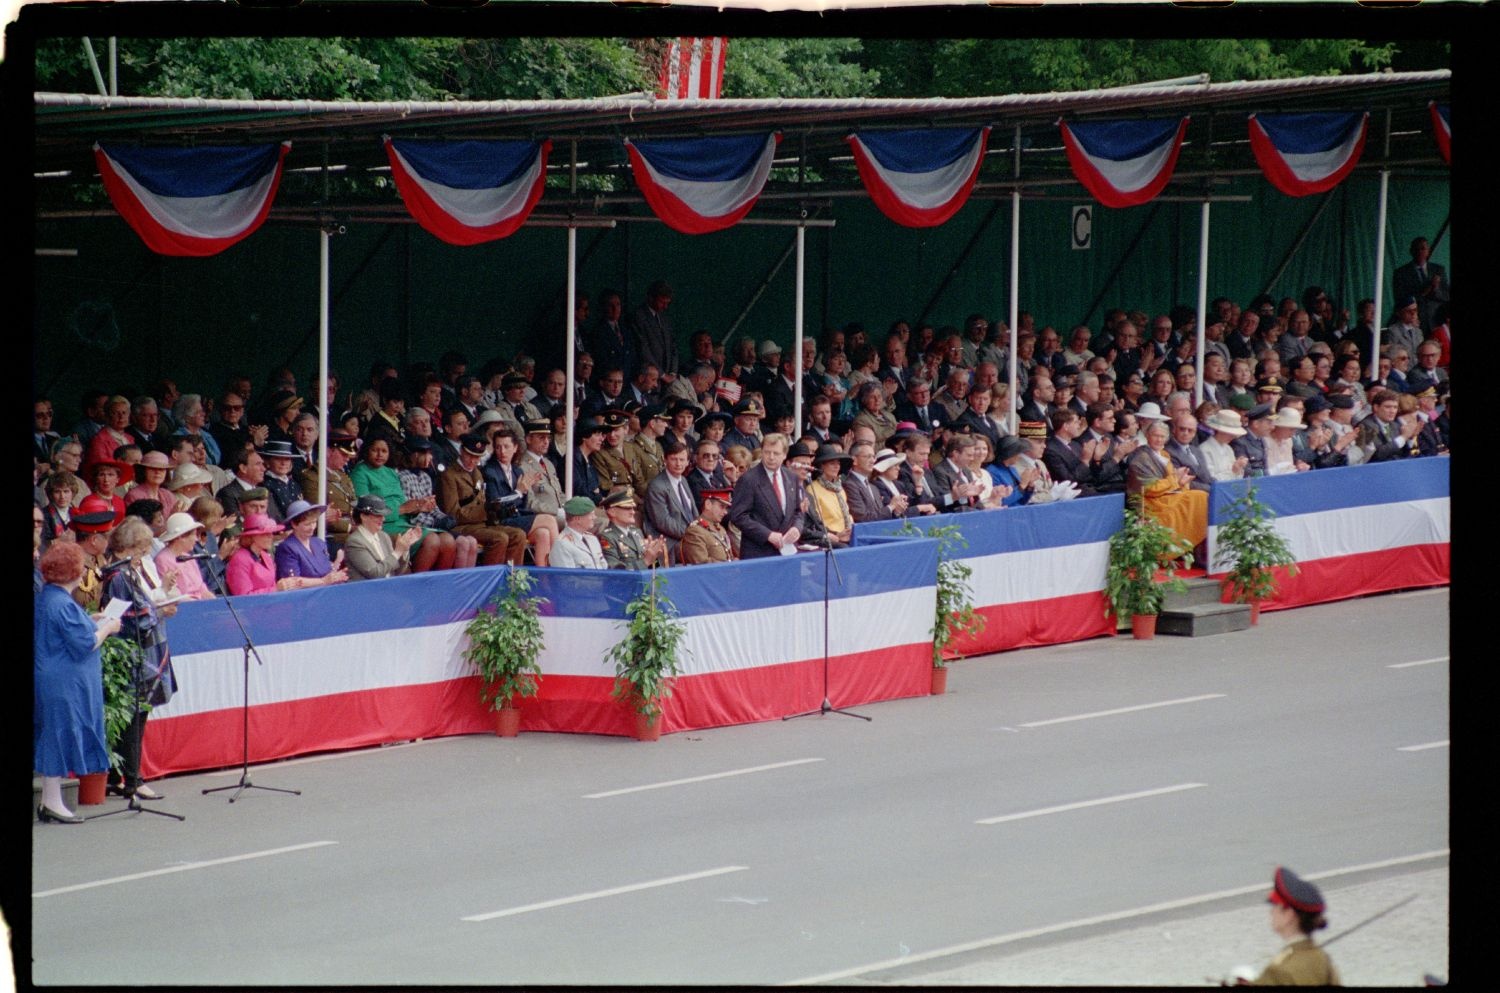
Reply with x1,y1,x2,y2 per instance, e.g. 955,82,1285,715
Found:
38,805,85,824
106,783,130,798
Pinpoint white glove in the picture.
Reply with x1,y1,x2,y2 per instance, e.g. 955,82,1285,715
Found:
1050,479,1081,501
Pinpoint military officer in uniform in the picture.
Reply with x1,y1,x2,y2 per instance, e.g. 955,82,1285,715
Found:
438,433,528,566
1243,867,1340,986
67,495,118,610
520,419,566,518
678,487,735,565
299,428,359,546
499,372,543,425
589,408,636,498
624,403,670,499
549,496,607,569
596,488,667,570
722,399,765,453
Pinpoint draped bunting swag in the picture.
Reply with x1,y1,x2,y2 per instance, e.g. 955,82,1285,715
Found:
845,127,991,227
94,142,290,257
624,133,781,235
1057,117,1189,209
383,138,552,246
1429,102,1450,165
1248,111,1369,197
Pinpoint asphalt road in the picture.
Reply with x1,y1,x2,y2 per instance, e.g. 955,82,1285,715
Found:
28,587,1448,986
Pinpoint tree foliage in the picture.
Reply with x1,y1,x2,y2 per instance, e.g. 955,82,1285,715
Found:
721,38,879,99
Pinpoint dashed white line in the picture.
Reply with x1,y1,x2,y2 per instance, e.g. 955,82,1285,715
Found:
782,849,1450,986
1398,740,1449,752
1017,694,1226,728
976,783,1205,825
33,841,339,898
462,866,748,922
1387,656,1448,669
583,758,825,798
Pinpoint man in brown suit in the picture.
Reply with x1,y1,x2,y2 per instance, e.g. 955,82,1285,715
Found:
678,488,735,565
438,433,527,566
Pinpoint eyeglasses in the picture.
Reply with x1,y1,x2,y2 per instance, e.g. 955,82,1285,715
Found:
223,403,245,411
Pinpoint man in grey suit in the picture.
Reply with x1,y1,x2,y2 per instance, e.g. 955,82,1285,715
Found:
1165,414,1213,492
842,441,906,522
630,279,679,383
643,437,697,559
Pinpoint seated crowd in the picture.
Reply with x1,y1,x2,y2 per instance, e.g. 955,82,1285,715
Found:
33,267,1452,600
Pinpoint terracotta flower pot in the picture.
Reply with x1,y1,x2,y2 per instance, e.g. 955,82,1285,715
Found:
495,706,521,738
76,771,107,806
930,666,948,696
633,710,662,742
1249,601,1261,625
1131,614,1158,640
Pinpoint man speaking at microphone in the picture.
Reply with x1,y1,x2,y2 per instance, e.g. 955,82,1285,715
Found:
728,433,803,559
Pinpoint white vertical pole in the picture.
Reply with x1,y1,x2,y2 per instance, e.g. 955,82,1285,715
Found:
1007,126,1022,434
564,225,577,499
1008,190,1020,434
793,224,806,437
1194,201,1210,408
1370,110,1393,383
316,228,330,539
1370,169,1390,383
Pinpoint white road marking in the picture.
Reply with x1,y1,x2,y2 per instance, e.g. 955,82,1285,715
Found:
583,758,824,798
977,783,1205,825
783,849,1450,986
462,865,748,922
1018,694,1226,728
1388,656,1448,669
33,841,339,898
200,738,435,776
1398,740,1449,752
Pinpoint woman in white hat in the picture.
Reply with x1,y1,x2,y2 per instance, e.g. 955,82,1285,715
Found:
1265,407,1311,476
1198,410,1251,483
153,512,216,600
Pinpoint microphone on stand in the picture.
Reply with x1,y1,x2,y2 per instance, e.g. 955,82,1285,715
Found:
176,552,218,562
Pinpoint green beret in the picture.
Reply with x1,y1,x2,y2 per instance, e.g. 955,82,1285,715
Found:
563,496,596,517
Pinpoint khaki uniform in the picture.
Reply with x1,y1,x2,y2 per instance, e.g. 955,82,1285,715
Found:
623,434,665,499
437,463,528,561
679,518,734,565
74,552,107,611
1253,939,1340,986
299,464,357,538
590,446,636,497
519,452,565,517
598,522,656,570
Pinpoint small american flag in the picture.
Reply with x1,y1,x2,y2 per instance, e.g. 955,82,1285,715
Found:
715,379,743,404
659,38,728,101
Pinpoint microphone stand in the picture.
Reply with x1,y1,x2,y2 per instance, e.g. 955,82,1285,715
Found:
87,561,184,822
784,526,870,723
201,551,300,803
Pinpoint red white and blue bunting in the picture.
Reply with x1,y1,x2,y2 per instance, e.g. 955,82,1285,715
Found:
94,142,290,256
383,138,552,246
845,127,990,227
1429,102,1450,165
625,133,780,234
1058,117,1189,209
1248,112,1368,198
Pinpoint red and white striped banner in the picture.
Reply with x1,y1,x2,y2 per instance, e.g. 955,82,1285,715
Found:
659,37,728,100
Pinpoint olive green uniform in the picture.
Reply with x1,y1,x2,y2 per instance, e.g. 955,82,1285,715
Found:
1253,939,1340,986
299,464,357,539
590,447,636,498
598,521,654,570
623,434,665,499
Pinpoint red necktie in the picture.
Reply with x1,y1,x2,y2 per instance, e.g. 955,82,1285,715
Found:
771,469,784,509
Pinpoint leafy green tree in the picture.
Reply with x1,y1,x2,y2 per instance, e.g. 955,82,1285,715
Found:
720,38,879,99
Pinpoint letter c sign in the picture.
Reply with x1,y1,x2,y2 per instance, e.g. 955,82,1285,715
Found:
1071,205,1092,250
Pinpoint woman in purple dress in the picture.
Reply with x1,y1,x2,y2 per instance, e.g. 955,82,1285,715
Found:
273,500,349,590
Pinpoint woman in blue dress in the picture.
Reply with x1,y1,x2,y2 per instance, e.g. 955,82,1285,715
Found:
35,541,121,823
100,517,178,800
273,500,350,589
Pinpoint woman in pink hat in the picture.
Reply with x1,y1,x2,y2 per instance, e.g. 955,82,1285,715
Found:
125,450,180,517
224,513,287,595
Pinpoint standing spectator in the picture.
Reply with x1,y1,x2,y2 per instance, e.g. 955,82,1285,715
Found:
208,390,261,468
586,289,635,384
1391,236,1449,336
34,541,122,824
34,397,61,467
630,279,678,382
728,433,802,559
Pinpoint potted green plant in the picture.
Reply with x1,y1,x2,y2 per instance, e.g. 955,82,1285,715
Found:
1212,486,1298,624
607,573,688,741
462,568,547,737
95,635,146,804
1104,506,1191,639
921,523,985,694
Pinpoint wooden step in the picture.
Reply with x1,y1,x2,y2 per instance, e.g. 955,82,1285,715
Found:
1157,601,1254,637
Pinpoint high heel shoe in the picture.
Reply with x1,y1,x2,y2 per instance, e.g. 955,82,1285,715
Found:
132,785,163,800
37,804,85,824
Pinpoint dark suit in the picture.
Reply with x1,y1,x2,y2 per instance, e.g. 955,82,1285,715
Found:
842,470,895,522
644,471,698,556
728,462,802,559
586,319,635,383
895,400,942,434
954,408,1005,456
1164,439,1213,492
928,458,979,512
1042,437,1099,496
763,376,798,426
896,462,939,512
1231,433,1268,477
687,465,729,505
1393,259,1449,334
1079,430,1127,493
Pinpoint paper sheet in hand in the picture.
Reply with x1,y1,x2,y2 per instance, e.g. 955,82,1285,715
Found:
100,598,129,622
